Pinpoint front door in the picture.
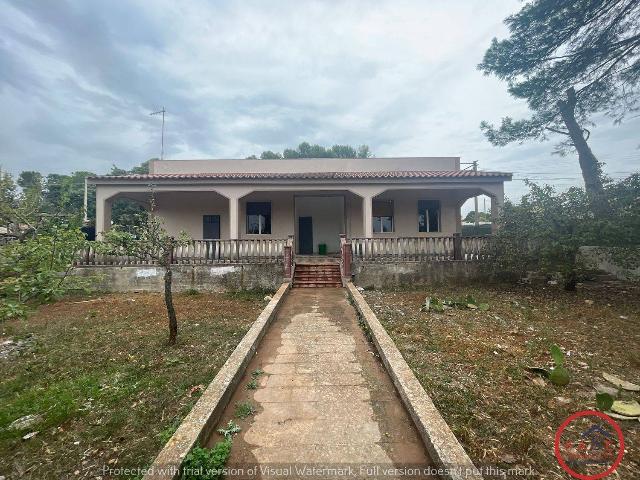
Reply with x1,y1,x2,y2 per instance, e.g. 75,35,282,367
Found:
298,216,313,254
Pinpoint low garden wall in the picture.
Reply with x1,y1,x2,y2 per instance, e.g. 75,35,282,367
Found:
72,263,285,292
352,260,488,289
578,246,640,281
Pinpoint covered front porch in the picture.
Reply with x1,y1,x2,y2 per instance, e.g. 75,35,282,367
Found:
79,183,503,265
94,184,504,252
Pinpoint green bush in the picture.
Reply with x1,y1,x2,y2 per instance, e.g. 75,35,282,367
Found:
0,222,87,320
181,440,232,480
488,175,640,290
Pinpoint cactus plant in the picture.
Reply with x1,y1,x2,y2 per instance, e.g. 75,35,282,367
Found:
549,344,570,386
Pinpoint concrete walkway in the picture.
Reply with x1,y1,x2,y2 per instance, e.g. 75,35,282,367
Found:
214,288,434,479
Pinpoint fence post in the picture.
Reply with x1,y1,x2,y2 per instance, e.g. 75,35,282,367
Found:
283,234,294,279
453,233,463,261
283,245,292,279
340,234,352,279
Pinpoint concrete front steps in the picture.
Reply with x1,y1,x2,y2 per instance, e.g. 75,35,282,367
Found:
293,263,342,288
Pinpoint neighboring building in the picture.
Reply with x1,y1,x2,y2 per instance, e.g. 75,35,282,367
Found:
89,157,511,255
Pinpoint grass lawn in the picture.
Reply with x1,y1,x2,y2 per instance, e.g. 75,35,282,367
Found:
0,290,268,479
364,282,640,479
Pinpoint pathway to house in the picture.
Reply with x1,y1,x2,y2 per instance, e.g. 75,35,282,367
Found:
212,288,435,479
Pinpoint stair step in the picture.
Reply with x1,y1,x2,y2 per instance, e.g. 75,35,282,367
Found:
294,273,342,277
295,267,341,270
293,275,342,281
295,278,343,283
292,262,343,288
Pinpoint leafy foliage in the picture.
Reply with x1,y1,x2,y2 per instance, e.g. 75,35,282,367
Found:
248,142,372,159
479,0,640,126
550,344,564,367
478,0,640,194
217,420,241,439
234,401,256,419
182,440,232,480
487,174,640,289
0,221,87,320
548,344,570,386
463,211,491,223
596,392,615,411
0,160,151,240
100,211,188,268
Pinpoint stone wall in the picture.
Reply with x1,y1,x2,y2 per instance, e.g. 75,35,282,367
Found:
352,261,488,289
578,246,640,281
72,263,285,292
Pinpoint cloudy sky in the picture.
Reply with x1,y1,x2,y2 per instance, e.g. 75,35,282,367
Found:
1,0,638,206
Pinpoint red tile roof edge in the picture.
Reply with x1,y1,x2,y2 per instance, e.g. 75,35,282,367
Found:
89,170,512,181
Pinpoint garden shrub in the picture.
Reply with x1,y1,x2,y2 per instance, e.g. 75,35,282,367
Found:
488,175,640,290
181,440,232,480
0,221,87,320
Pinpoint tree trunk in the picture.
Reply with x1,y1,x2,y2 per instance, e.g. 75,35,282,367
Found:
557,88,604,197
563,270,577,291
164,267,178,345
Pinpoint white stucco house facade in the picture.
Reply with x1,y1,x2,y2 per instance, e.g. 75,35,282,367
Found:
89,157,511,256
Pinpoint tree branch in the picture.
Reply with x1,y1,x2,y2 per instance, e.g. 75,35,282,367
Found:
545,126,571,136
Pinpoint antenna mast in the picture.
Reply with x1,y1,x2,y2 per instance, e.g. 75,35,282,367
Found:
150,107,166,160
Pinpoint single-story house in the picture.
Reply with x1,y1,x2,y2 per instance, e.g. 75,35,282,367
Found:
89,157,511,256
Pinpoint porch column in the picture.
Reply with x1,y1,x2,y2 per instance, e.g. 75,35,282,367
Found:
95,192,112,240
363,195,373,238
229,196,239,239
490,184,505,233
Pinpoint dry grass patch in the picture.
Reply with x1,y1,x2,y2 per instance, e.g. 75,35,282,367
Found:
0,290,269,479
364,283,640,479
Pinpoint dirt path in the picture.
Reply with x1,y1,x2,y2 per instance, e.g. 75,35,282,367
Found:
212,288,434,479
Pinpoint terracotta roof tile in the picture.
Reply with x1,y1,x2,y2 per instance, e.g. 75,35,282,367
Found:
89,170,511,181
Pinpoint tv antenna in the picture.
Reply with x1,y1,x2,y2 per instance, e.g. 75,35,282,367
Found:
150,107,166,160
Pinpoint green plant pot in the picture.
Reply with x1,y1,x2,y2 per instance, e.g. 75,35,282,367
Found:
318,244,327,255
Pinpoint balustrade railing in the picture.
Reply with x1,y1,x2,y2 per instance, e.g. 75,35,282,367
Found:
460,236,490,261
75,235,489,266
74,238,287,266
350,235,490,262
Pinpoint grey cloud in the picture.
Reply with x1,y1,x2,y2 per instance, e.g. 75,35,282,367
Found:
0,0,637,198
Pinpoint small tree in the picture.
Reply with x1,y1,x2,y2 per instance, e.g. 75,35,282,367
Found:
100,198,189,345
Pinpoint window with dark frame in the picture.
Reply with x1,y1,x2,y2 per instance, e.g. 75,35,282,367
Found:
202,215,220,239
372,200,394,233
246,202,271,234
418,200,440,232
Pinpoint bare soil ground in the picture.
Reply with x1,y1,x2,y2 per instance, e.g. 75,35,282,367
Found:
0,290,268,479
364,282,640,479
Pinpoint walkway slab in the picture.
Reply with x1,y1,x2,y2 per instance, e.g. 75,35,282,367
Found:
212,288,434,479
